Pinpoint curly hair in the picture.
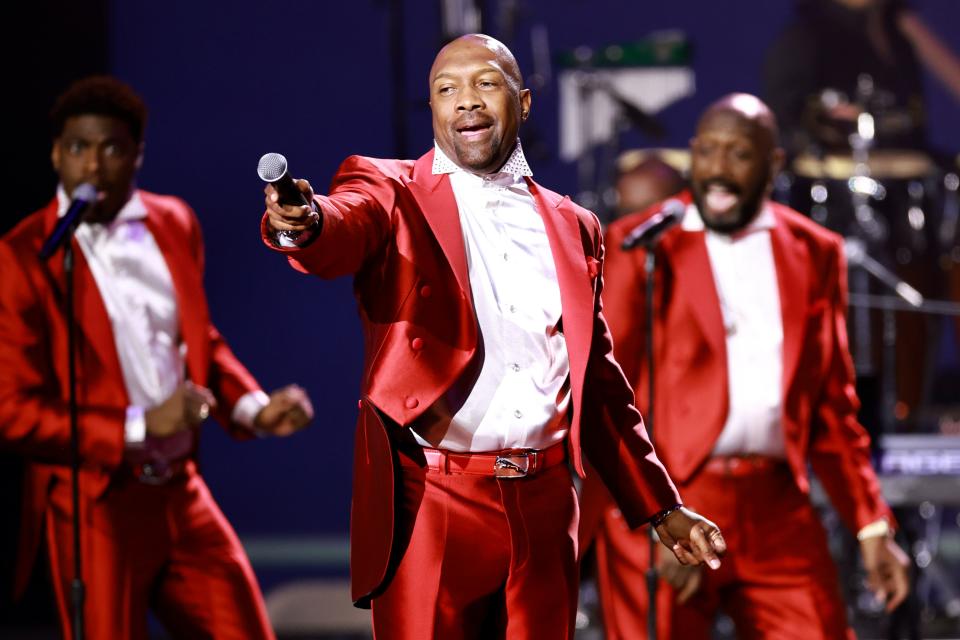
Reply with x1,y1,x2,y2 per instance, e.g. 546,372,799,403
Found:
50,75,148,142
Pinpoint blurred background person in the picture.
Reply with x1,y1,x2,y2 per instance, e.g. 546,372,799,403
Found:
583,93,910,640
0,76,314,640
763,0,960,158
613,153,687,221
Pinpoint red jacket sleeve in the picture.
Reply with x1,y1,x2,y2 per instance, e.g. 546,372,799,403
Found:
807,236,894,532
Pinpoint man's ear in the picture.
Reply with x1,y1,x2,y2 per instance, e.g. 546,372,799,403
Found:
519,88,531,121
51,139,62,173
770,146,786,178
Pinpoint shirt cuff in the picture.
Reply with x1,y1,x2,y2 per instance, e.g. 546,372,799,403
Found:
231,390,270,431
125,406,146,446
856,518,892,541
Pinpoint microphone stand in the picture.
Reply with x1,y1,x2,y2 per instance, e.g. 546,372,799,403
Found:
844,238,923,435
45,226,86,639
623,209,681,640
65,237,86,640
642,237,663,640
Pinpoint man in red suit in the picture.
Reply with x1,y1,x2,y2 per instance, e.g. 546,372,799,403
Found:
584,93,911,638
0,76,314,640
262,34,727,639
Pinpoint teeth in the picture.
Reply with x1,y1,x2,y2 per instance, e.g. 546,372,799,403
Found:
705,187,737,213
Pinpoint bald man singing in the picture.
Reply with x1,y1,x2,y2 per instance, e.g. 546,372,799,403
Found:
260,35,726,639
588,93,910,639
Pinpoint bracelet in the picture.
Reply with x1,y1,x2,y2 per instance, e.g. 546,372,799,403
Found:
650,503,683,528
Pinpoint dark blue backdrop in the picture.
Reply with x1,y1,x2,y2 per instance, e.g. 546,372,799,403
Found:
106,0,959,561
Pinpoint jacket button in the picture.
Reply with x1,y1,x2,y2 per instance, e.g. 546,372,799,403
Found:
411,337,424,351
404,397,419,409
420,285,432,298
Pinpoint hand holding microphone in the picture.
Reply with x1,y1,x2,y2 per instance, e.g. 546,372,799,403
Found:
258,153,318,234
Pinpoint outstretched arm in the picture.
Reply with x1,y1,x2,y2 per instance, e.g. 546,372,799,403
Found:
898,10,960,103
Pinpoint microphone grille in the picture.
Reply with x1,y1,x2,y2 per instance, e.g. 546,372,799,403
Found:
663,197,686,215
72,183,97,201
257,153,288,182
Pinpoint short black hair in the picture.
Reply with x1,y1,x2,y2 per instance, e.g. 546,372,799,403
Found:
50,75,148,143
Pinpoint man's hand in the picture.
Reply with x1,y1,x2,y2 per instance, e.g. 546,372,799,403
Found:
860,535,910,612
657,542,703,604
145,381,216,438
253,384,314,436
264,180,319,233
655,507,726,570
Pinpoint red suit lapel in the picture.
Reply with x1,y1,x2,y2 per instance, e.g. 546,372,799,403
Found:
406,150,474,309
144,210,209,385
769,210,810,399
38,202,123,386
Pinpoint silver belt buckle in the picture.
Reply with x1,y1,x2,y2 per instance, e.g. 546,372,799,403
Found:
494,452,531,479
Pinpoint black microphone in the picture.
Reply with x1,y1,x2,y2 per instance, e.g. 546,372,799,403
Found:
257,153,309,206
620,198,686,250
39,183,97,260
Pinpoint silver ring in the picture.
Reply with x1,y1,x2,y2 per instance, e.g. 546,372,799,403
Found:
197,403,210,421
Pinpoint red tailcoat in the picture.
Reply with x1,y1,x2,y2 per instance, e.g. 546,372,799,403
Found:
0,192,262,597
264,150,681,606
581,191,891,546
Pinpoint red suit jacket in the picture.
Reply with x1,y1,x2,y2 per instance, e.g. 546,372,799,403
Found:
582,190,892,544
264,149,681,606
0,191,262,596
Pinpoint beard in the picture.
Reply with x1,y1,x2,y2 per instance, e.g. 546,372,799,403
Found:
692,172,769,235
450,129,505,173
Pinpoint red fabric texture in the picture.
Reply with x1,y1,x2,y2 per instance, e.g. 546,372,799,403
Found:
0,193,267,633
45,464,273,640
263,149,682,605
369,447,580,639
581,192,892,638
594,459,854,640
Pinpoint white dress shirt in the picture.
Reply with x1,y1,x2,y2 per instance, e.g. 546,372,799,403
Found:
680,202,786,458
410,143,571,452
57,187,267,444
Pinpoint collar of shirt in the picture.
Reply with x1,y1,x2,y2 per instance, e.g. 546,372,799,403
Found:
432,139,533,178
56,185,147,225
681,200,776,238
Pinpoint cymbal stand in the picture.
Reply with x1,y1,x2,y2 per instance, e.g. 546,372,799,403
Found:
847,73,879,378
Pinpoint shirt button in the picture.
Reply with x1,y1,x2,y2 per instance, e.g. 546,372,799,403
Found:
510,363,520,372
419,285,432,298
513,410,523,419
411,337,424,351
502,252,509,261
509,305,516,313
405,397,419,410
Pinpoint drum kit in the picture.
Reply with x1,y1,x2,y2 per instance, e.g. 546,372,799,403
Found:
781,77,960,639
775,78,960,436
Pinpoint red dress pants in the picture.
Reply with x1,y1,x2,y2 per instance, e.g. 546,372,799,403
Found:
370,447,580,639
45,462,274,640
594,457,854,640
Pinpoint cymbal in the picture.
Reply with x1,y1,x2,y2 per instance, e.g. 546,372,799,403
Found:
792,150,935,180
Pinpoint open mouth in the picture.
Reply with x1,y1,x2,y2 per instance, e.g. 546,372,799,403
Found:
456,122,493,140
703,183,739,214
